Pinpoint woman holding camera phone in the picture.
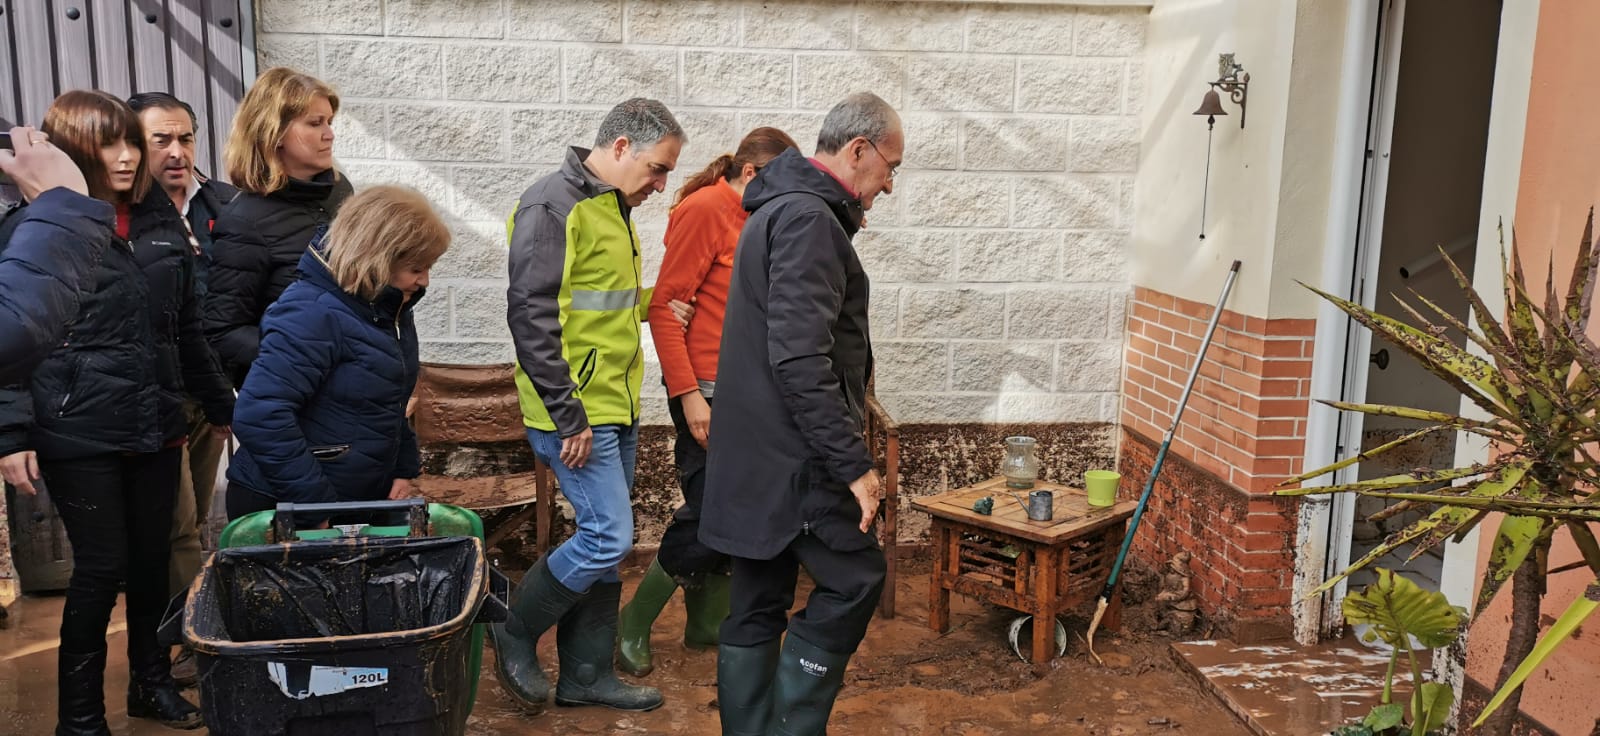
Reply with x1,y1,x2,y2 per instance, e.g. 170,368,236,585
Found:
0,124,117,383
0,90,214,735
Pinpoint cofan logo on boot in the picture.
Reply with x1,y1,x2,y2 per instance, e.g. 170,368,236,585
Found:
799,657,829,678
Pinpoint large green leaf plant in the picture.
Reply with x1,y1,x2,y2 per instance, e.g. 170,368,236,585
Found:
1280,212,1600,734
1330,569,1465,736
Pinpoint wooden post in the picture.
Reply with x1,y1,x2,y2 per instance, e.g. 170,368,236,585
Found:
535,460,554,557
879,428,900,618
929,522,951,633
1032,545,1059,672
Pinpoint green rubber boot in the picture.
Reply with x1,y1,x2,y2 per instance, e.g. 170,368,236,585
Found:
617,558,679,677
554,581,665,711
770,634,852,736
489,557,584,715
682,572,731,650
715,639,781,736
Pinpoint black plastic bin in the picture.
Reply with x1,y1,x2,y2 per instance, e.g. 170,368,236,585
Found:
184,534,502,736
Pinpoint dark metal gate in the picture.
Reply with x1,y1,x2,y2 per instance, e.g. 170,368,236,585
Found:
0,0,254,177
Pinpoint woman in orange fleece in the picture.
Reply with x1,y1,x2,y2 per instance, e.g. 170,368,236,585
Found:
619,127,799,677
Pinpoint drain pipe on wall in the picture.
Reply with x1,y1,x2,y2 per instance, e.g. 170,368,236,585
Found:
1292,0,1382,647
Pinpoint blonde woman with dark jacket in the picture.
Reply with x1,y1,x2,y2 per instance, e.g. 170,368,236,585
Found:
204,67,352,386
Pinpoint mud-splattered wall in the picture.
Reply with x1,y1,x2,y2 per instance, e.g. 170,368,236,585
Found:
415,364,1116,559
418,419,1116,565
1118,427,1298,643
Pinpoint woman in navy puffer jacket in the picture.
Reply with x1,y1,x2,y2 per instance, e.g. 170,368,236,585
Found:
225,185,448,519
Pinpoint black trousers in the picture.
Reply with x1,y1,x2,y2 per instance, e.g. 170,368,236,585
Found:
657,394,729,581
41,448,181,666
224,481,278,521
721,533,886,655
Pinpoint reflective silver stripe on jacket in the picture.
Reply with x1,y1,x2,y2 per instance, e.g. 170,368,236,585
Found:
569,287,637,311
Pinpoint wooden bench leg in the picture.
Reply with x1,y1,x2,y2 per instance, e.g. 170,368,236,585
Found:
929,523,951,634
1032,548,1060,673
484,505,539,550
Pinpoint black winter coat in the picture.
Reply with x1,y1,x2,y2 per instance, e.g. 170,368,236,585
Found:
698,149,877,560
186,173,239,300
203,169,352,387
0,201,160,460
0,189,115,385
127,191,235,438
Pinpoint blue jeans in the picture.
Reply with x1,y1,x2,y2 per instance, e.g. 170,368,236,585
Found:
527,424,638,591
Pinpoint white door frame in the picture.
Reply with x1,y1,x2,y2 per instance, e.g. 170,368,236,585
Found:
1296,0,1535,644
1292,0,1393,645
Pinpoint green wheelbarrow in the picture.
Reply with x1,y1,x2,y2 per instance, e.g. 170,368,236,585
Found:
216,498,498,716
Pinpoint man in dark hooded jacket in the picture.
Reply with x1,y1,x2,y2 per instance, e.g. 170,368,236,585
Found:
699,92,903,736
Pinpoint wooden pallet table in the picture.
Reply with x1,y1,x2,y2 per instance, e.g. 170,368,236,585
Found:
911,476,1137,668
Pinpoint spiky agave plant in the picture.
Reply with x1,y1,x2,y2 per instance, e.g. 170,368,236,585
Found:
1278,211,1600,734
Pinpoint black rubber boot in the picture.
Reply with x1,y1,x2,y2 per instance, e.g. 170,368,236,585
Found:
769,634,852,736
127,642,203,729
55,648,111,736
715,639,781,736
490,556,586,715
553,581,664,711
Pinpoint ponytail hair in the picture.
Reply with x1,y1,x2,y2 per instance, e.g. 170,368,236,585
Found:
672,153,738,210
671,126,799,209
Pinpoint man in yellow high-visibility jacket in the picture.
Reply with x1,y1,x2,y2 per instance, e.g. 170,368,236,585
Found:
493,98,684,716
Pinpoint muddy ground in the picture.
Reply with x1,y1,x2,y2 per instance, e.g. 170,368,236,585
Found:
466,556,1248,736
0,558,1247,735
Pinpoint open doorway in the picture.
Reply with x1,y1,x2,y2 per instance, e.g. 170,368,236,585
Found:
1338,0,1502,597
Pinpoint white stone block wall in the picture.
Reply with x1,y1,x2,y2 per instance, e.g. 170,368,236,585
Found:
255,0,1145,426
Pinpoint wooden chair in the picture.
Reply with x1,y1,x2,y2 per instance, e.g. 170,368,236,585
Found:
864,392,901,618
413,363,555,557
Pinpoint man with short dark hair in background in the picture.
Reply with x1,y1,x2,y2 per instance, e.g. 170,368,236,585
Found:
127,91,237,687
699,92,904,736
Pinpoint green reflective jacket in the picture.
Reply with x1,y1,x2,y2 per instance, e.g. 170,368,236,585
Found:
506,148,652,435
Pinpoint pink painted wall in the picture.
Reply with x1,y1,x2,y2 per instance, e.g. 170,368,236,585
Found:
1464,2,1600,732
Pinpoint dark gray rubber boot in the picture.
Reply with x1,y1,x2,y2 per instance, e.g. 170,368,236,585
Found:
769,633,852,736
489,557,585,714
715,639,781,735
553,581,664,711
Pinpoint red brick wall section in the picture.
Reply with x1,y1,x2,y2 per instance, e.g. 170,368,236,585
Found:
1117,286,1315,638
1118,428,1298,635
1122,287,1316,493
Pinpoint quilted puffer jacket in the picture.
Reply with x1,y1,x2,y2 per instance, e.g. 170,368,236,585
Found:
225,239,422,505
0,188,115,385
0,199,160,460
204,169,353,387
126,189,235,441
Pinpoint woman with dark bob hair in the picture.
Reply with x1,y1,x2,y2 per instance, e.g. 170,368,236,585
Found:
0,89,229,734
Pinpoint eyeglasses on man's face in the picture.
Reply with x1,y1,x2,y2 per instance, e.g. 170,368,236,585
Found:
866,139,899,182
